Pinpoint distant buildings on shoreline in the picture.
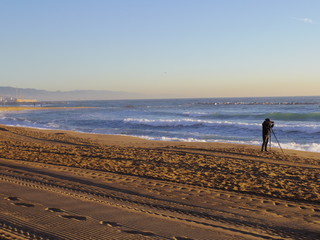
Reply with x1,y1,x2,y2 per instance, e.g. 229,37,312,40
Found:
0,96,38,104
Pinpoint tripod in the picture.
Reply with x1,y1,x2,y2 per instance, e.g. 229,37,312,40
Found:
271,128,285,155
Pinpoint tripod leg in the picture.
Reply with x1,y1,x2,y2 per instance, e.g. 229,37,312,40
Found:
271,129,285,155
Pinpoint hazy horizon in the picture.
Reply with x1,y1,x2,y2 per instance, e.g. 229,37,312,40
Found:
1,86,319,102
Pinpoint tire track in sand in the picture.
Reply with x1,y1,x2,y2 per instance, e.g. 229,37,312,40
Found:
1,160,319,240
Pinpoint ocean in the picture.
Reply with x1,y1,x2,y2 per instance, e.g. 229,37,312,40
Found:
1,96,320,152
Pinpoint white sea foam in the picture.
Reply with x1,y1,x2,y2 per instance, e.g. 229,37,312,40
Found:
221,140,320,153
138,135,207,142
278,142,320,153
124,118,209,126
138,135,320,153
182,111,208,117
47,122,61,128
123,118,320,134
123,118,260,128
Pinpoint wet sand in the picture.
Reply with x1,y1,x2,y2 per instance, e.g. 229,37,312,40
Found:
0,125,319,239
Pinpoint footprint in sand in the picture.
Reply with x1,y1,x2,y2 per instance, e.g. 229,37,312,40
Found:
285,204,296,208
122,230,156,237
12,202,35,207
99,221,121,227
59,215,87,221
45,207,65,213
264,209,285,218
173,237,194,240
299,206,308,210
4,196,20,201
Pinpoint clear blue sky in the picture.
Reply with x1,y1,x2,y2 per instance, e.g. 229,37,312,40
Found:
1,0,319,98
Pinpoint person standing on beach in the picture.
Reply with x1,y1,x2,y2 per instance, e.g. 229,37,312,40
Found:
261,118,274,152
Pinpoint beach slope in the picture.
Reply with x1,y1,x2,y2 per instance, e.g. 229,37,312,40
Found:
0,125,319,239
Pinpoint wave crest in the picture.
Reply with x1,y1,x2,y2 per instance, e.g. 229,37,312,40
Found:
123,118,259,128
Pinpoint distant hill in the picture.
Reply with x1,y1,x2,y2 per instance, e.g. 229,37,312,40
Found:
0,87,146,101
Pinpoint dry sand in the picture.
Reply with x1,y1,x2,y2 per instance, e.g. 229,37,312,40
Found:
0,124,319,239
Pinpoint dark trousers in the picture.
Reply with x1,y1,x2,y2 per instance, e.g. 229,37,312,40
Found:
261,134,270,151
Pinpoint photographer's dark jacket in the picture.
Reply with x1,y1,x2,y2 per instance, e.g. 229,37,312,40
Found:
262,120,274,136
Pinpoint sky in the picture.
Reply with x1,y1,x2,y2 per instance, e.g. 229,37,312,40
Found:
0,0,319,98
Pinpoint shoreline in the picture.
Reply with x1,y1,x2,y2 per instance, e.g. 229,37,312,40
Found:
1,124,319,203
1,121,320,154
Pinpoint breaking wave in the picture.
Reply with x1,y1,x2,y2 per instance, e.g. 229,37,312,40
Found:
123,118,259,128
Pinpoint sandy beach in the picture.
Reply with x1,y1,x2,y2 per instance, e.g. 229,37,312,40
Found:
0,124,319,239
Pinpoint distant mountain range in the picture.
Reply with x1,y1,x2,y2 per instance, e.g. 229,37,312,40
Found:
0,87,146,101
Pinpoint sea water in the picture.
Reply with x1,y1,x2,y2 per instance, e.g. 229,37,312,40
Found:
1,96,319,152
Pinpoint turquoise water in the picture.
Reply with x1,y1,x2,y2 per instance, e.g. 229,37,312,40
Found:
1,96,320,152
